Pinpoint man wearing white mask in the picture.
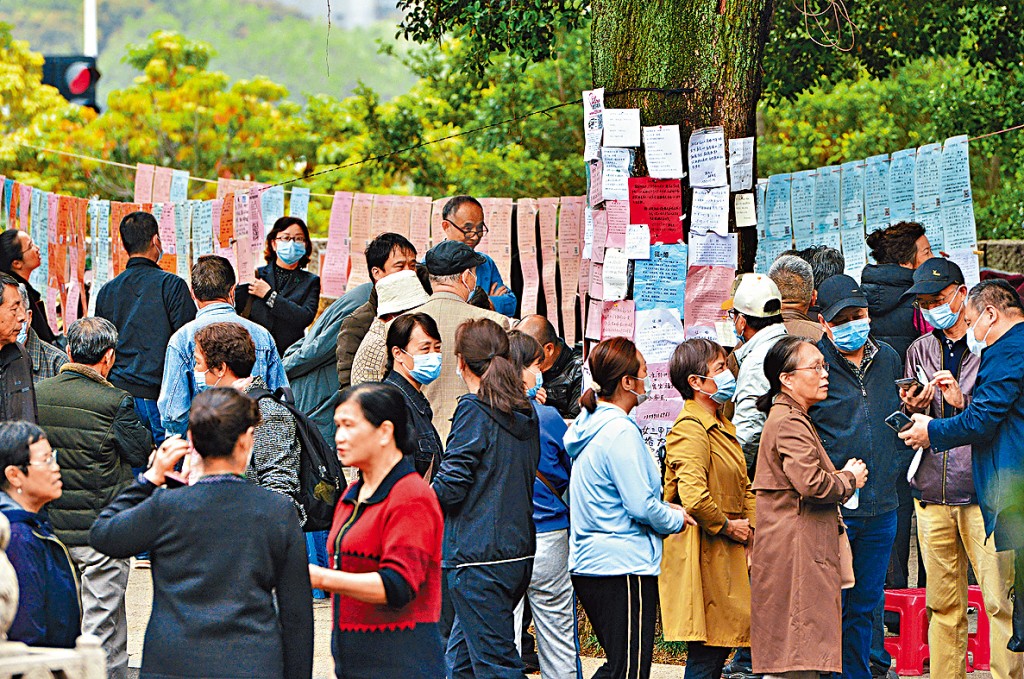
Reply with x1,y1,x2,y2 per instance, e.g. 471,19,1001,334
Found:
809,274,908,679
900,278,1024,655
899,259,1021,679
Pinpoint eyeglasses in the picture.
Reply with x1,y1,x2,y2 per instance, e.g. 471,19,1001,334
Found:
26,451,58,468
789,362,830,376
726,309,740,321
913,287,963,311
446,220,488,238
275,236,305,243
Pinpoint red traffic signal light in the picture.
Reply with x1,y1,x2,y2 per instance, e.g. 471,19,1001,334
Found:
42,56,101,111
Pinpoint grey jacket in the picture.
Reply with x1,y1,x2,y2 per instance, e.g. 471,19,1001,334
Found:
904,331,979,505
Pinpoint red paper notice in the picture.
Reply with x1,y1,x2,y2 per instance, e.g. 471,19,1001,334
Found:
628,178,683,243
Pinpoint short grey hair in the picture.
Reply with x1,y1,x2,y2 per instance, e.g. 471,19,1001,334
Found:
67,317,118,365
967,279,1024,316
17,285,29,311
428,272,463,287
769,255,814,306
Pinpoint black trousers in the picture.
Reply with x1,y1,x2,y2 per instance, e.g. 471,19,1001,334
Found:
684,641,732,679
572,574,658,679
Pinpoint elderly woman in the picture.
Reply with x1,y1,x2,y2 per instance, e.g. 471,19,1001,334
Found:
90,390,313,679
749,336,868,679
660,339,754,679
311,382,444,678
0,421,80,647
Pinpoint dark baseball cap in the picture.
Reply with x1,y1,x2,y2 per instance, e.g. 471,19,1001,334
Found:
817,274,869,322
900,257,966,302
424,240,486,276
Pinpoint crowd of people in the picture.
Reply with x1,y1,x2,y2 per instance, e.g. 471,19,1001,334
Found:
0,195,1020,679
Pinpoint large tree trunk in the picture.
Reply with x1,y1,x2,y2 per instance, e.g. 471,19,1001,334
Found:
591,0,777,269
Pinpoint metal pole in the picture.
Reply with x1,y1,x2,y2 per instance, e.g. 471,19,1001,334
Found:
84,0,98,57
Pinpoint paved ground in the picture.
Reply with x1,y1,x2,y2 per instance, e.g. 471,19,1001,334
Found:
123,564,992,678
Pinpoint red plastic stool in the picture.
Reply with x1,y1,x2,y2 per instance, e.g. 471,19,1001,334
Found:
884,589,931,676
967,585,991,671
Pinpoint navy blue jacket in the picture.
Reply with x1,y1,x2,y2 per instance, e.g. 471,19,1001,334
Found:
236,264,321,355
95,257,197,400
930,323,1024,551
1,493,80,648
432,394,540,568
532,400,570,534
810,337,910,516
860,263,918,367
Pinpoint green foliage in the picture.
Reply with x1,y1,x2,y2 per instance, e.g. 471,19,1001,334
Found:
759,57,1024,239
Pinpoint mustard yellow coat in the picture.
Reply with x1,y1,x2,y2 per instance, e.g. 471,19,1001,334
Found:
659,399,756,647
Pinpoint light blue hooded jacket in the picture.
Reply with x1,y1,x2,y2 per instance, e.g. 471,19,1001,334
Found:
564,402,685,576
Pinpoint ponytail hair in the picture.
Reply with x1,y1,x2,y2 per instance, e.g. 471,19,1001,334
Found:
454,318,530,415
756,335,811,413
581,337,641,414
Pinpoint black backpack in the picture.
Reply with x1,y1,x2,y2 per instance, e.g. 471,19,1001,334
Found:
248,386,344,532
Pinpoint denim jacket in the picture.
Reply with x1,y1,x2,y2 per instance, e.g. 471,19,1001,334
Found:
158,303,288,436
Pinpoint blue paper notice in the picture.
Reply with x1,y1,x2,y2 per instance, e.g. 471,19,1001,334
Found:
841,227,867,282
634,243,687,312
889,148,917,224
941,135,972,207
288,188,310,222
915,143,942,213
813,165,841,233
918,210,945,254
942,203,977,251
840,160,864,232
765,174,792,240
791,170,815,249
261,185,286,227
169,170,190,203
864,154,890,233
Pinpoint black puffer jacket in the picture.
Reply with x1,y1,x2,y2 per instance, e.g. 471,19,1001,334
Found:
542,341,584,420
860,263,919,366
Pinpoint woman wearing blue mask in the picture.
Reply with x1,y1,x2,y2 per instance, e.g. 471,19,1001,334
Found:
659,338,754,679
384,313,444,480
236,216,321,354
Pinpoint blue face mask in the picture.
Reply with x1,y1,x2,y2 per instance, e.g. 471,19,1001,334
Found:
527,369,544,399
829,317,871,352
276,240,306,265
921,289,964,331
404,351,442,385
697,370,737,404
16,321,27,345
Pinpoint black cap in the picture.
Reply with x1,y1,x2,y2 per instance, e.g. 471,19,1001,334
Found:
425,240,486,276
900,257,966,302
817,274,869,322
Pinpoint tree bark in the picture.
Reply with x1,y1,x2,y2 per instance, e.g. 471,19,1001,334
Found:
591,0,777,270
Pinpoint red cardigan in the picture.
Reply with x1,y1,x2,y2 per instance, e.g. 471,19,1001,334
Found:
327,459,443,633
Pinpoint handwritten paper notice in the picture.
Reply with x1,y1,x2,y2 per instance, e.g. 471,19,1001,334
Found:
169,169,190,203
602,248,630,301
260,185,285,228
409,196,433,255
605,200,629,249
841,228,867,282
635,307,685,363
864,154,891,233
918,210,945,255
582,207,595,259
591,208,608,264
588,159,605,208
735,193,757,228
585,299,603,340
684,265,734,339
915,143,943,213
174,203,192,280
941,135,972,206
538,197,560,322
603,109,641,147
646,361,681,401
628,178,683,243
889,149,917,223
688,232,738,269
589,261,604,300
348,193,373,287
558,196,584,342
790,170,815,248
625,224,651,260
691,186,730,236
192,201,214,256
582,88,605,162
601,148,632,202
729,137,754,192
840,160,865,231
602,299,636,340
637,397,684,459
642,125,684,179
288,187,310,222
634,243,687,312
152,166,173,203
941,203,977,251
518,198,540,316
133,164,154,203
765,174,792,240
947,249,981,289
688,126,728,188
813,165,841,233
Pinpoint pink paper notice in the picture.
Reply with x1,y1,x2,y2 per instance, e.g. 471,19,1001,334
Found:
591,208,608,264
517,198,540,317
585,299,603,340
151,166,173,203
133,164,154,204
538,197,560,323
683,265,735,339
348,193,374,287
601,299,635,340
605,200,628,249
558,197,584,342
430,198,451,249
409,196,433,254
480,198,514,284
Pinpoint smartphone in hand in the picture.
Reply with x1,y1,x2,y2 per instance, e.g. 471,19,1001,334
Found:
885,410,914,433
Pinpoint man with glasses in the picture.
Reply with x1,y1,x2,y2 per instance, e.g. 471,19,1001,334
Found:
0,230,57,345
36,317,153,679
809,274,908,679
0,272,37,422
440,195,518,316
898,259,1021,679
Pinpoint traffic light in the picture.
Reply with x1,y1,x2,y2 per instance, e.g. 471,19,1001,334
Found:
42,56,101,111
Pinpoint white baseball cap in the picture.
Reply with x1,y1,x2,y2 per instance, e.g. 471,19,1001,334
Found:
721,273,783,318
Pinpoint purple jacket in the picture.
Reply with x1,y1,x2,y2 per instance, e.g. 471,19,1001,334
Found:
904,331,979,505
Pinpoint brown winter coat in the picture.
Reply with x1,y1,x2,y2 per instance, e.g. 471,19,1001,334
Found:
659,399,755,647
750,392,857,675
